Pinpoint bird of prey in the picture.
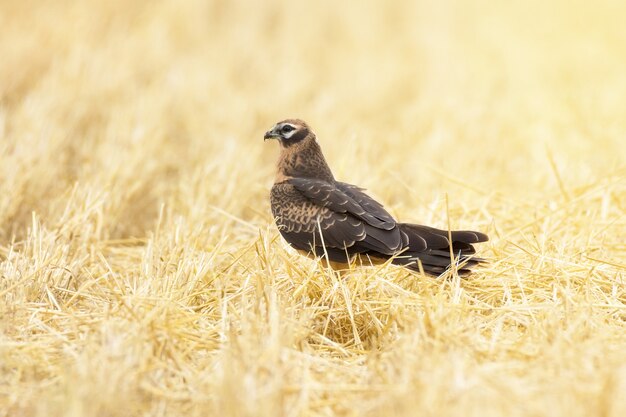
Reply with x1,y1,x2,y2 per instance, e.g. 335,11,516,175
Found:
264,119,488,276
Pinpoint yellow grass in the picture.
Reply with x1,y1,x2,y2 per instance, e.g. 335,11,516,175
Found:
1,1,625,416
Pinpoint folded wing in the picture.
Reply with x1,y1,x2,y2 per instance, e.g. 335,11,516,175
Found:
274,179,405,261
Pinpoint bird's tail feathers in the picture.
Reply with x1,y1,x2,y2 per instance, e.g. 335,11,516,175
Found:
392,223,489,276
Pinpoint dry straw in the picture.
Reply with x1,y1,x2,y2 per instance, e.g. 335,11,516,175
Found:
1,1,625,416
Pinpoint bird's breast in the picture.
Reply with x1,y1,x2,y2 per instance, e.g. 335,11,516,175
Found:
270,183,324,234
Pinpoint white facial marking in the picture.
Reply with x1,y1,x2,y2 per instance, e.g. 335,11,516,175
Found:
280,123,298,139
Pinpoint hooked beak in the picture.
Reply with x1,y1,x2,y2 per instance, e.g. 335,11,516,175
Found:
264,129,280,141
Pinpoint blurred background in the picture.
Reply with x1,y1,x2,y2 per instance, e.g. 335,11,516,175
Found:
1,0,625,241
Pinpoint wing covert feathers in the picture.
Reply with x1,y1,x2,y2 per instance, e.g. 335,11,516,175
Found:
288,178,396,230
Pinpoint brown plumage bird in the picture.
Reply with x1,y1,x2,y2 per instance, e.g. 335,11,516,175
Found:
265,119,488,276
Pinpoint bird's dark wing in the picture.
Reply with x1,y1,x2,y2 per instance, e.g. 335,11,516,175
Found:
335,182,397,225
272,180,487,275
273,179,405,259
288,178,396,230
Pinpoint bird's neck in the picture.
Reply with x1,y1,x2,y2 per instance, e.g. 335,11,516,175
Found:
275,137,335,183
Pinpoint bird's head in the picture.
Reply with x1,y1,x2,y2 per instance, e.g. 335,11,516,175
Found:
264,119,313,147
264,118,334,182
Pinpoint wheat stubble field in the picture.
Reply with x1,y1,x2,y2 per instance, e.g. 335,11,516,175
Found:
1,0,626,416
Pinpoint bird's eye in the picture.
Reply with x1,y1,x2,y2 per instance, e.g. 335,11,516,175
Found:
281,125,296,134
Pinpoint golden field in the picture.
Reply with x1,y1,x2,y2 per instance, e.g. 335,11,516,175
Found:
1,0,625,416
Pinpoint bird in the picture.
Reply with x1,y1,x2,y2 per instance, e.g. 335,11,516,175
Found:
264,119,488,276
